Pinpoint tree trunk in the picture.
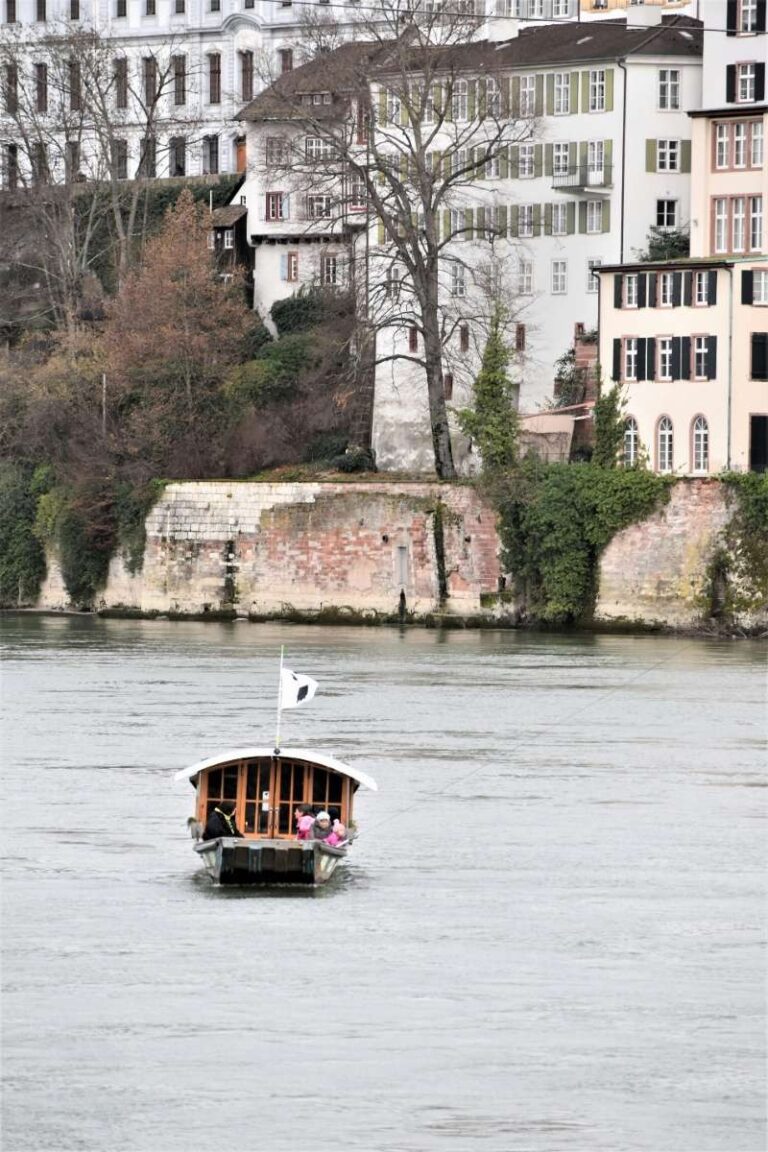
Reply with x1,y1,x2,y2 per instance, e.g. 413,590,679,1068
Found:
421,275,456,481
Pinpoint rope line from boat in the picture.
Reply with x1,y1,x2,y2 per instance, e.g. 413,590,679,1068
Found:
363,638,699,833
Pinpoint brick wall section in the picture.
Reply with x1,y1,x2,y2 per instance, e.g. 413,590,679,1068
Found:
135,481,501,617
595,479,734,627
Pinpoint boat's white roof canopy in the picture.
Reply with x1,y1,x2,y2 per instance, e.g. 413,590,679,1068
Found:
174,747,378,792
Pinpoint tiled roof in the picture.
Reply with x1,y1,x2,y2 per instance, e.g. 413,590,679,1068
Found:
237,16,702,121
211,204,247,227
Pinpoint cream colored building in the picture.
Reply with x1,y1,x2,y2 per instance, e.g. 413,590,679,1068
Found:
596,0,766,473
597,257,767,472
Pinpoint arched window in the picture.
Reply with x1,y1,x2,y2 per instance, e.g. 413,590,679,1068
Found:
452,79,468,122
692,415,709,473
623,417,639,467
657,416,674,474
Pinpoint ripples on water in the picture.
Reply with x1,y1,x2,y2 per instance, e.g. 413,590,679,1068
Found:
1,617,766,1152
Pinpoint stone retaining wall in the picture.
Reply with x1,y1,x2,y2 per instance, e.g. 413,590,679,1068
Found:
35,478,766,630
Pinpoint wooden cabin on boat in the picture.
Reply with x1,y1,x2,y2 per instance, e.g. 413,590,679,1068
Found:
175,746,377,886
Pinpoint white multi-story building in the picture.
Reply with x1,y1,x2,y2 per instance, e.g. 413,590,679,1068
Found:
238,14,703,472
597,0,767,473
0,0,582,185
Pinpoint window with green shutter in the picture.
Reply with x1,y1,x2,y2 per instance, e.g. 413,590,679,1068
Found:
605,69,614,112
534,144,543,178
681,139,691,172
535,74,544,117
570,71,579,114
546,74,555,115
646,140,657,172
602,200,611,233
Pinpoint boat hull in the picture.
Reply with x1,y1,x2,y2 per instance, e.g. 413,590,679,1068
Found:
193,838,346,886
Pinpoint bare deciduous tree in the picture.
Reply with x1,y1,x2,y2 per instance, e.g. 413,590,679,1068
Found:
246,5,536,477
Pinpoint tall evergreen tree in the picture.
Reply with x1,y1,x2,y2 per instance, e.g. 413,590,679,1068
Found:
458,307,518,475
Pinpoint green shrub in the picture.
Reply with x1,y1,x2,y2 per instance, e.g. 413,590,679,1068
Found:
0,463,48,605
715,472,768,619
332,446,376,473
497,462,672,624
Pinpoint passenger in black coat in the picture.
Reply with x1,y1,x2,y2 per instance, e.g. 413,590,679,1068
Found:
203,801,243,840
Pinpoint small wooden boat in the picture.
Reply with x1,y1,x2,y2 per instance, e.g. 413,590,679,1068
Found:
175,746,378,887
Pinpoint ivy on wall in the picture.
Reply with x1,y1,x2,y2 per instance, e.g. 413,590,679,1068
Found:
496,461,673,625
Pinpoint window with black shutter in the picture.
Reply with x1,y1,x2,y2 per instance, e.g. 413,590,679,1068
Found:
637,275,647,308
681,336,691,379
707,336,718,379
726,0,737,33
637,338,647,381
742,269,754,304
757,0,767,32
646,338,656,381
612,338,621,381
672,272,682,306
756,63,765,101
708,270,718,305
726,65,736,103
682,272,692,307
647,273,657,308
671,337,681,380
614,274,622,308
752,332,768,380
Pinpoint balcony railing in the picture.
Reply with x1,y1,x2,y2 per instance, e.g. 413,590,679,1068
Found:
552,163,613,191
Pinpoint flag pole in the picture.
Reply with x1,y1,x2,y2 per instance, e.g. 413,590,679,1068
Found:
275,645,284,754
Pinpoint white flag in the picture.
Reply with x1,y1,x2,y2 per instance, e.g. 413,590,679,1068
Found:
280,668,318,710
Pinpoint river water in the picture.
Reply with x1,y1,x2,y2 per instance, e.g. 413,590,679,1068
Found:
1,616,765,1152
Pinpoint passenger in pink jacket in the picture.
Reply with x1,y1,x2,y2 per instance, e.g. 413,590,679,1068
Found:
294,805,314,840
325,821,347,847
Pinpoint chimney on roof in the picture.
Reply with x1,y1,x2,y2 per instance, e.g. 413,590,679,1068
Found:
482,1,520,42
628,5,663,26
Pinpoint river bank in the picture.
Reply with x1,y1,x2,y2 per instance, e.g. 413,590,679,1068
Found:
30,477,767,634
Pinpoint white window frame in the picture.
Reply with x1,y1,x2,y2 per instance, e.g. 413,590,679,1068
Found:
223,229,234,250
658,68,680,111
750,195,763,251
553,142,569,176
751,121,764,167
624,274,638,308
714,197,728,252
305,136,333,162
693,335,709,380
657,199,678,228
519,143,535,178
587,139,604,181
733,196,746,251
552,203,567,236
737,63,756,103
520,74,536,117
519,204,534,237
589,69,606,113
657,139,680,172
386,89,400,123
286,250,299,282
552,0,568,15
485,154,500,180
753,269,768,304
715,123,729,168
307,194,332,219
623,417,639,467
694,270,709,305
551,259,567,294
321,253,339,286
587,258,601,292
451,262,466,298
554,72,570,115
518,260,533,295
624,337,638,381
692,416,709,474
586,200,602,233
659,271,674,306
739,0,757,32
658,416,674,474
658,336,673,381
485,78,501,118
452,78,468,122
733,122,747,167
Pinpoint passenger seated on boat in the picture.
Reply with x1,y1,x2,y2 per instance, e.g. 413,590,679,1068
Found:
294,805,315,841
311,811,333,840
325,821,346,847
202,801,243,841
